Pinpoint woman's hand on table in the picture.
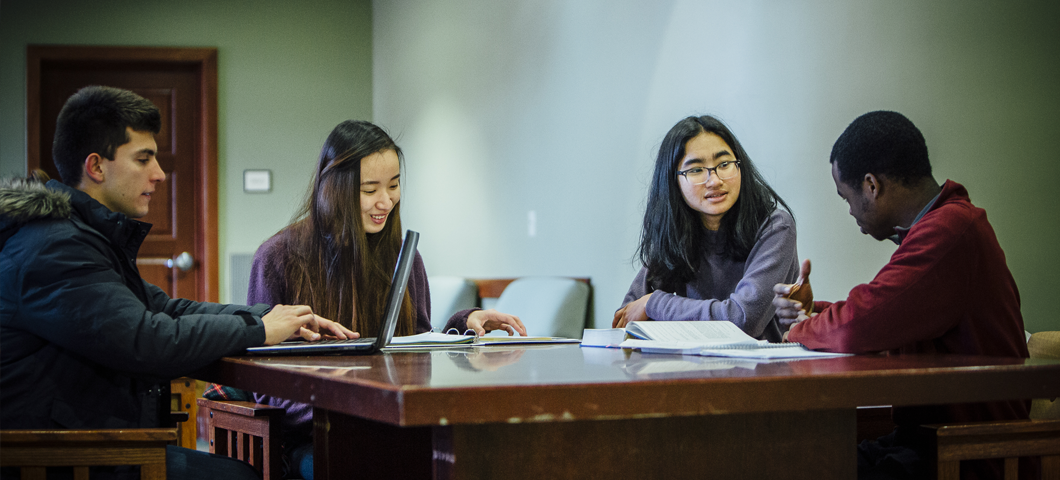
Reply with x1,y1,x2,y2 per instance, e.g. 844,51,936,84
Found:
613,292,652,328
467,309,526,337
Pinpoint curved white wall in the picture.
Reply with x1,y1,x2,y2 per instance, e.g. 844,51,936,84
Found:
373,0,1060,332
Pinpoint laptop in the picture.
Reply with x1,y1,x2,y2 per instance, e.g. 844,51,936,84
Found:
245,230,420,356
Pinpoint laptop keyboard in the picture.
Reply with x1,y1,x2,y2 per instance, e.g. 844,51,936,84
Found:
280,337,375,346
317,338,373,345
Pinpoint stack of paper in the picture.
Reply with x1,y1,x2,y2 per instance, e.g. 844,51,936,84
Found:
582,321,849,359
474,336,581,346
580,328,627,348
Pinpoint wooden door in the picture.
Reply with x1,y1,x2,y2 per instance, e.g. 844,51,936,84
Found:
27,46,219,303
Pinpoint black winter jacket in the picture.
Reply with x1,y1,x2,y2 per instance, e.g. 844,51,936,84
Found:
0,179,268,429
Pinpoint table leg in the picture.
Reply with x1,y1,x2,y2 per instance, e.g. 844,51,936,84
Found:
313,408,432,480
316,408,855,480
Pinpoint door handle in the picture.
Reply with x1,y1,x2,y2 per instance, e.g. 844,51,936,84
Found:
166,252,195,272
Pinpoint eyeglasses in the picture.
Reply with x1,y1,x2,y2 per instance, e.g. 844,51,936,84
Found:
677,160,741,185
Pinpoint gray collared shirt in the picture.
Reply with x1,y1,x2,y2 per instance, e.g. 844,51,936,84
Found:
889,191,942,245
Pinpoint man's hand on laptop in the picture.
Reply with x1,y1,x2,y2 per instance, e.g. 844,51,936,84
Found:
262,304,357,345
296,316,357,342
467,309,526,337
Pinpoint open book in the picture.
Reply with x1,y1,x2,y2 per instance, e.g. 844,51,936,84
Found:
385,332,476,349
583,321,849,359
385,332,580,349
583,321,768,348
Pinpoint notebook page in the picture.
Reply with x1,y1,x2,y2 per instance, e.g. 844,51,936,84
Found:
627,321,758,345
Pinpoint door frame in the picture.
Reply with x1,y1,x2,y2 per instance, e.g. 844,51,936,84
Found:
27,45,221,302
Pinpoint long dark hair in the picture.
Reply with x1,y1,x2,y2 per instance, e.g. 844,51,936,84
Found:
636,115,791,292
281,120,415,336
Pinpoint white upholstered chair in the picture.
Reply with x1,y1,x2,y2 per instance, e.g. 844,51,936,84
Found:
428,276,478,332
490,276,591,339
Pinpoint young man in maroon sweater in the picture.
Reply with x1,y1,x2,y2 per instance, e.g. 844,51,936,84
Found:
772,111,1031,480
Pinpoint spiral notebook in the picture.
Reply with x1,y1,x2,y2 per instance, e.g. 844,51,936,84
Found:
245,230,419,356
612,321,849,359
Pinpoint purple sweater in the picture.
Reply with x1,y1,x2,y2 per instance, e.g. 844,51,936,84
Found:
247,229,473,448
621,209,798,342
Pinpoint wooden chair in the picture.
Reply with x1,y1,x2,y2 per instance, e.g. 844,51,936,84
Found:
470,277,591,301
170,376,201,449
922,420,1060,480
0,428,177,480
922,331,1060,480
196,398,283,480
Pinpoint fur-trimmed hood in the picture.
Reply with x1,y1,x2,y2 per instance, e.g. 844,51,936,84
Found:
0,177,72,249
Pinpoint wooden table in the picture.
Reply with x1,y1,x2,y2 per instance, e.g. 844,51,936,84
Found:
199,345,1060,479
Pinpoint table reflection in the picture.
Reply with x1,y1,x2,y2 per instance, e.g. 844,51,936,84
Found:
444,348,525,372
225,344,1043,392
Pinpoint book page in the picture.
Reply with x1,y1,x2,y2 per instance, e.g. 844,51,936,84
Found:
621,339,756,351
389,332,475,345
475,336,581,345
697,346,851,359
623,340,851,358
627,321,757,345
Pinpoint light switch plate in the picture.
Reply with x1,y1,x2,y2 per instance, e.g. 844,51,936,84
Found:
243,169,271,193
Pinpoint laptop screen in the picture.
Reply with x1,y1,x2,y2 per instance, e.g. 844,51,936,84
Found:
372,229,419,350
244,229,420,355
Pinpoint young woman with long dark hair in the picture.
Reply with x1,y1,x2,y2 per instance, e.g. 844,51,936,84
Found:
246,120,525,479
613,115,798,342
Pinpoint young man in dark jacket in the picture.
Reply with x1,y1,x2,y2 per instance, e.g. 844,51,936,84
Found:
0,86,354,479
772,111,1031,480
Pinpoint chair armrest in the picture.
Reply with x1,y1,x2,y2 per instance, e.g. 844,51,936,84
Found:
196,398,284,416
2,428,176,476
196,398,283,479
1,428,178,444
921,419,1060,465
922,419,1060,438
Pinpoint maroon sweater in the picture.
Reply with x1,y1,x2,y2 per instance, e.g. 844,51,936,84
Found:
788,180,1031,479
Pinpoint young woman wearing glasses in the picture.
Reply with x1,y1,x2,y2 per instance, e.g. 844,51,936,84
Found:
613,115,798,342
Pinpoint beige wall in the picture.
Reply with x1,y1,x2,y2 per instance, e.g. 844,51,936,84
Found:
0,0,373,301
373,0,1060,333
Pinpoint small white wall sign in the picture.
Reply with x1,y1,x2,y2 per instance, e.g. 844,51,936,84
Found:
243,169,272,193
